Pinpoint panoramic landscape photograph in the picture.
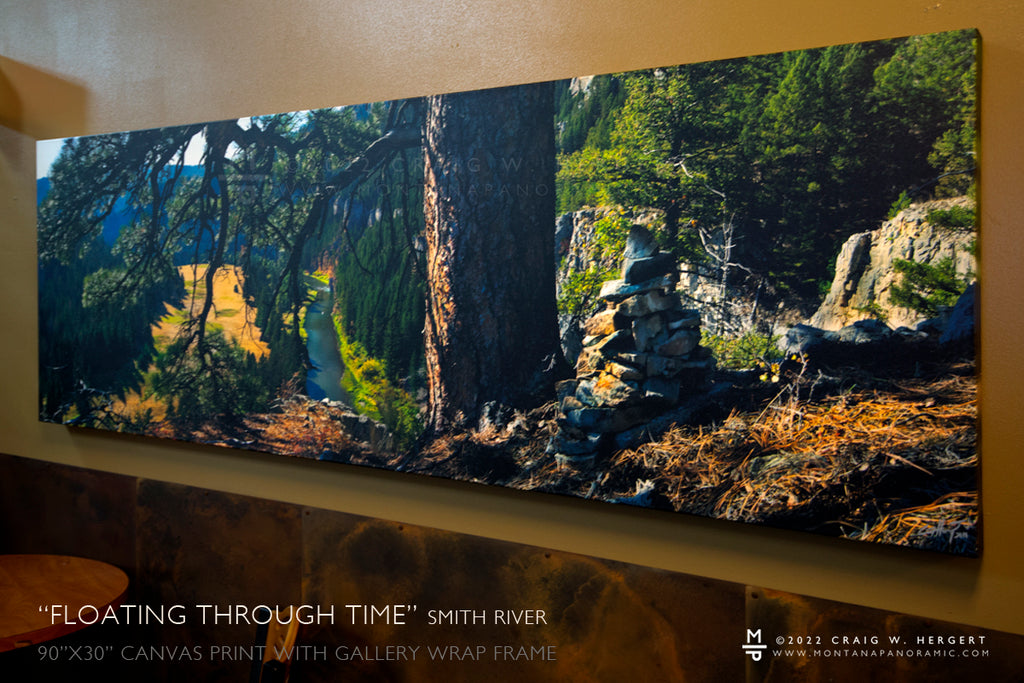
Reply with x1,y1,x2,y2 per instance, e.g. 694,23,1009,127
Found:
38,30,978,553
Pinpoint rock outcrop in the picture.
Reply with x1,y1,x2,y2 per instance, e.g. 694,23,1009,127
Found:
781,282,976,359
810,197,976,331
548,226,715,466
940,282,976,345
555,209,619,297
313,398,395,453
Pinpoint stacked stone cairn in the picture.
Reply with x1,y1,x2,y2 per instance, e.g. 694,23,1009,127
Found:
548,225,716,467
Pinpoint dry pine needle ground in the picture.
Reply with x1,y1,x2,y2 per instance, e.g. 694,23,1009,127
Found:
601,366,977,552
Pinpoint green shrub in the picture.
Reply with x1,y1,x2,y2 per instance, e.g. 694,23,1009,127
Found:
890,257,970,318
557,265,616,317
855,301,888,323
334,315,423,450
593,212,632,259
926,205,975,229
153,329,269,426
702,331,782,370
887,191,913,219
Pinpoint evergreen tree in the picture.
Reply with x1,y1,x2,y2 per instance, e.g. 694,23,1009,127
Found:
554,32,977,303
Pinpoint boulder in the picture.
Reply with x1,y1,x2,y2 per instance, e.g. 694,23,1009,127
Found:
555,379,579,402
575,346,604,374
916,317,945,336
675,358,716,391
835,318,893,344
616,290,681,318
614,352,649,368
576,372,643,408
632,314,666,352
559,314,585,369
643,377,681,405
575,329,636,373
622,252,676,284
545,431,603,456
655,329,700,357
583,308,625,337
604,360,645,382
560,394,586,414
338,413,393,452
623,225,659,259
646,355,688,378
666,309,701,330
564,404,653,434
590,328,633,351
599,274,676,302
894,326,929,342
940,283,976,345
781,323,831,355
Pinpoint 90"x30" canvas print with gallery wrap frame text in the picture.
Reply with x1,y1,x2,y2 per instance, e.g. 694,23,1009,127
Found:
37,29,979,554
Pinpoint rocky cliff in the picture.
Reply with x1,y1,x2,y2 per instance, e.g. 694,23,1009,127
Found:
555,208,620,298
809,197,976,331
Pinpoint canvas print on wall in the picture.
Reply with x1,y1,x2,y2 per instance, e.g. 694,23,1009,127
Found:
37,30,979,554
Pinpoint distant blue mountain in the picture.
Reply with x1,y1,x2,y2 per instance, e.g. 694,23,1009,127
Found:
37,166,207,246
36,177,50,204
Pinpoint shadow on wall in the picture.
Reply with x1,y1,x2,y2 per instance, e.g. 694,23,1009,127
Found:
0,56,88,139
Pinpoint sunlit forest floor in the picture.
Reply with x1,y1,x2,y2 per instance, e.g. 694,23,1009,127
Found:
159,396,386,464
154,334,977,555
409,347,977,555
110,265,268,422
157,264,269,358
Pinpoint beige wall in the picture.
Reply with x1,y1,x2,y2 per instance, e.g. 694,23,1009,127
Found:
2,0,1021,635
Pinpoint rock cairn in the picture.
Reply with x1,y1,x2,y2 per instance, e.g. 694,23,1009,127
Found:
548,226,715,466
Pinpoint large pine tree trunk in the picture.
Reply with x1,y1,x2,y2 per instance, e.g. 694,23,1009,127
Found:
423,82,563,432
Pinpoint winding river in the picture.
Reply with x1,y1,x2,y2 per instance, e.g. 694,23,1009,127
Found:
303,276,351,404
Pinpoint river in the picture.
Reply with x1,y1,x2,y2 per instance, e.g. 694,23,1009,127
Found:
303,276,351,404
